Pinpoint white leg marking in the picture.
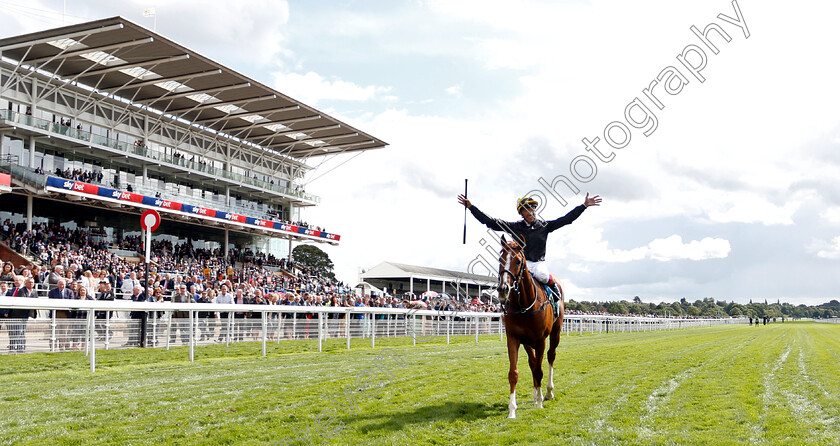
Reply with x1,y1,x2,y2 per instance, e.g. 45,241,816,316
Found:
545,366,555,400
534,386,544,409
508,392,517,419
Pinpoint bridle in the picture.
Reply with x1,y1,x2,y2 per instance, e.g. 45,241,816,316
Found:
498,242,548,316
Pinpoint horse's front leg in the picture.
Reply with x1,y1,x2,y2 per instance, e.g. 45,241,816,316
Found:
506,334,520,419
525,342,546,409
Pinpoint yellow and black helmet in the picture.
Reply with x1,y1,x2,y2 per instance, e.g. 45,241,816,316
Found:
516,196,538,212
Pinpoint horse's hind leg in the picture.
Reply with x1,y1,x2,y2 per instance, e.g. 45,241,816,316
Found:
506,335,520,419
545,314,563,401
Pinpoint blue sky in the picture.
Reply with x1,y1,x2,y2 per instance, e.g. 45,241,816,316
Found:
3,0,840,305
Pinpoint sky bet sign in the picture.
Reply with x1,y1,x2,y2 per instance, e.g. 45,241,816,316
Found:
47,176,340,242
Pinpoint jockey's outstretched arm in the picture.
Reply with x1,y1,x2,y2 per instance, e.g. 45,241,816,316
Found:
458,194,519,235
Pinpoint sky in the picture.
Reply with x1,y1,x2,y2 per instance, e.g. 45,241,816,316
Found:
2,0,840,305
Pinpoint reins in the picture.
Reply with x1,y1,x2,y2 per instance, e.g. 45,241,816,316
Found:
499,246,549,316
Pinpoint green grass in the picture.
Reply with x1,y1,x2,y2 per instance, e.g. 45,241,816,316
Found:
1,322,839,445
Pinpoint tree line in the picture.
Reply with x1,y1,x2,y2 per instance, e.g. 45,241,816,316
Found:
565,297,840,319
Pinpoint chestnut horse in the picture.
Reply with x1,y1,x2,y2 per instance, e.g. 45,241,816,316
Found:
497,235,564,419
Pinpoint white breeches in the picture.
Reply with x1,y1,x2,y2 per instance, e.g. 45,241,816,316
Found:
526,260,550,284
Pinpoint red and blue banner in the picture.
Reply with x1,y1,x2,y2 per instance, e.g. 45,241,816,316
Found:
44,176,340,241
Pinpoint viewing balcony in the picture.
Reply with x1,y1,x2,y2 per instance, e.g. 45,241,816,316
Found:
0,110,319,204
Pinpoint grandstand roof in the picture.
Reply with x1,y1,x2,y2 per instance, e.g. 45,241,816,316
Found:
0,16,387,159
361,261,496,285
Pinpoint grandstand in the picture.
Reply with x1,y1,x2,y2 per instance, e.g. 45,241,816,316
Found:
0,16,387,260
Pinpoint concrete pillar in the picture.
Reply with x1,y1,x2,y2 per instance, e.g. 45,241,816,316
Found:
29,135,36,168
426,278,430,293
224,228,229,258
30,77,37,119
225,185,230,206
142,163,148,186
409,275,414,296
287,237,292,261
26,195,33,231
465,283,469,302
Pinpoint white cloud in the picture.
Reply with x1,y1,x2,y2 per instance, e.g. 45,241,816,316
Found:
445,85,462,98
821,207,840,224
272,71,391,105
809,236,840,260
647,235,731,261
707,195,800,226
562,228,729,263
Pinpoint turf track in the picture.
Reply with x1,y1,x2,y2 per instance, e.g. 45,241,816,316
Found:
0,321,837,445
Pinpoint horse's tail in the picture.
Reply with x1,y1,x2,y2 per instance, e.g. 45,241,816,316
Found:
557,281,565,316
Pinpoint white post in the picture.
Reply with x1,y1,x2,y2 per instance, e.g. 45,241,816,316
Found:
88,311,96,372
345,311,350,350
105,311,111,350
371,313,376,348
145,226,152,264
475,316,479,343
50,311,57,352
227,312,233,345
152,311,157,347
261,311,267,357
447,314,451,345
166,312,172,350
317,312,323,352
189,310,194,362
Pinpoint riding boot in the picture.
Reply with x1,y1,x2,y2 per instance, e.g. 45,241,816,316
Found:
547,276,561,317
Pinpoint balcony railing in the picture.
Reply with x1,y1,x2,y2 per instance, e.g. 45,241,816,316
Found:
0,110,319,203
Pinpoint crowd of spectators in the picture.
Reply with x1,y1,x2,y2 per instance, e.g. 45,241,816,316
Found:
0,223,506,322
53,168,104,184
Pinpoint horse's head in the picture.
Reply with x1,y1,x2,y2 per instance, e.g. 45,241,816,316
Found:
498,235,525,304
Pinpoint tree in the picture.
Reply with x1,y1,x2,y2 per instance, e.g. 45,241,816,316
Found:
292,245,336,280
685,306,700,317
607,301,628,315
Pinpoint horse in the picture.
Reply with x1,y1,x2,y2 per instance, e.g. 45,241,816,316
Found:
497,235,564,419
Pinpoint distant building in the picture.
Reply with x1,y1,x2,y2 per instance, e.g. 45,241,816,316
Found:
360,261,496,300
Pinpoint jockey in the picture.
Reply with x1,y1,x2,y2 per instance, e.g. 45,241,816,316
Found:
458,192,602,306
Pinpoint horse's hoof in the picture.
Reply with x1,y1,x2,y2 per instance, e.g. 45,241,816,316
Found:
507,413,516,419
545,391,555,400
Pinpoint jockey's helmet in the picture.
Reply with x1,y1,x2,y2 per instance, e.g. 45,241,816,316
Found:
516,196,538,212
